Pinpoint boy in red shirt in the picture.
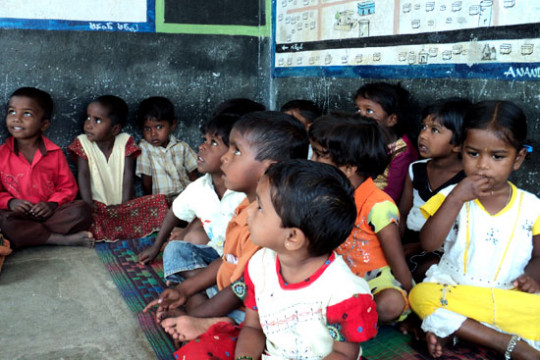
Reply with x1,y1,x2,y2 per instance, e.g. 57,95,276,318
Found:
0,87,93,249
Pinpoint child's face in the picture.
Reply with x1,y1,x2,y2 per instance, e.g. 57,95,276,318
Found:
418,115,457,159
355,96,396,129
142,118,175,148
247,176,287,250
220,129,267,196
197,132,228,174
6,96,49,140
462,128,525,192
84,102,118,143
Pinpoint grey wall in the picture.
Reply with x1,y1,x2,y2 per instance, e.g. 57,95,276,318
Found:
0,29,271,150
274,77,539,195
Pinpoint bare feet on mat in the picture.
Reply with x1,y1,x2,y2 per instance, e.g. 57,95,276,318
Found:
161,315,234,342
426,332,453,358
398,314,423,341
156,308,185,324
47,231,95,247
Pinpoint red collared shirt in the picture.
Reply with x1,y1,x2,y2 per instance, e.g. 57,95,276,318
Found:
0,136,78,209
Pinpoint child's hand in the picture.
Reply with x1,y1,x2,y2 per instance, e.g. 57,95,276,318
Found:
8,199,33,214
29,202,57,219
138,245,160,264
513,274,540,293
143,287,188,314
451,175,491,203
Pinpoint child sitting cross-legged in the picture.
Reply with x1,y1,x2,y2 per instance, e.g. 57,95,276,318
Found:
137,113,246,269
143,112,309,347
233,159,378,360
398,97,471,282
135,96,198,202
68,95,169,241
409,101,540,359
0,87,93,249
310,112,413,324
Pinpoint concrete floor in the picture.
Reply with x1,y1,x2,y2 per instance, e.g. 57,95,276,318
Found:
0,246,156,360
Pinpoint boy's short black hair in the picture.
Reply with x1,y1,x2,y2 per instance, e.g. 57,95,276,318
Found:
95,95,129,128
201,113,242,147
310,112,389,179
212,98,265,118
136,96,175,129
233,111,308,161
280,99,323,125
10,87,53,120
265,159,356,257
354,82,412,138
422,97,472,145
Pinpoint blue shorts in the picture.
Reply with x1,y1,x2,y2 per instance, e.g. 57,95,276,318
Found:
163,240,220,283
162,240,245,324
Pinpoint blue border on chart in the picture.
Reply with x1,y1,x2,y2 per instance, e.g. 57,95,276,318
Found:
273,63,540,81
270,1,539,81
0,0,155,33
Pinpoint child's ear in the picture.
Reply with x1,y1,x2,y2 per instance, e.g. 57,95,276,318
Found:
386,114,398,128
111,124,121,136
171,120,177,132
451,143,461,153
284,227,307,252
40,118,51,132
338,164,358,180
512,147,527,171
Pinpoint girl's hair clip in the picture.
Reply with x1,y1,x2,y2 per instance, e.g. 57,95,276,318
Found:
524,144,533,153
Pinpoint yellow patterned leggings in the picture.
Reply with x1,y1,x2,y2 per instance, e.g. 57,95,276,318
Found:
409,282,540,342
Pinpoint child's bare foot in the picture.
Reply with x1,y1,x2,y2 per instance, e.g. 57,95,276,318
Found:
426,332,451,358
398,314,423,341
161,315,234,342
47,231,95,247
156,308,185,323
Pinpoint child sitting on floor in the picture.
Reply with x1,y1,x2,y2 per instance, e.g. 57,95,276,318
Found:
137,113,246,268
135,96,198,201
144,111,308,344
0,87,93,249
233,159,378,360
354,82,418,203
399,97,470,282
68,95,168,241
310,113,413,324
409,100,540,359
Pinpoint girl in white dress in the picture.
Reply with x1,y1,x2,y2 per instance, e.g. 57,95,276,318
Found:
409,100,540,360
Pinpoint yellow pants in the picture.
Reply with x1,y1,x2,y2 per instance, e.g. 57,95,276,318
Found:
409,282,540,341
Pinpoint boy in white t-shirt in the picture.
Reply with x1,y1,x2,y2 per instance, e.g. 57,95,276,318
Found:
137,114,245,276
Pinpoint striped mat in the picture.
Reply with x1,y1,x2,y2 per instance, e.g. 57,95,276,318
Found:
96,237,499,360
95,236,176,360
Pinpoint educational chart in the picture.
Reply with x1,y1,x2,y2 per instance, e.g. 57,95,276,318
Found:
0,0,154,32
274,0,540,80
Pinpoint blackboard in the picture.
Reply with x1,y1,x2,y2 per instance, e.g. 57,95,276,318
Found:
164,0,264,27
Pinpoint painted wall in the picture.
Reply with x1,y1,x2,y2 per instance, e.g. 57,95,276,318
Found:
0,29,271,150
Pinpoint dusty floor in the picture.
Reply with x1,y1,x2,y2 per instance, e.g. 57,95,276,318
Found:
0,245,155,360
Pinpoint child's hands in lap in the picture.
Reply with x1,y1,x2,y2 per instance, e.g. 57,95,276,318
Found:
9,199,33,214
513,274,540,293
29,201,57,219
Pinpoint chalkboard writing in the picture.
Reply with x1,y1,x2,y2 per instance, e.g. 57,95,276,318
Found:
164,0,264,27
